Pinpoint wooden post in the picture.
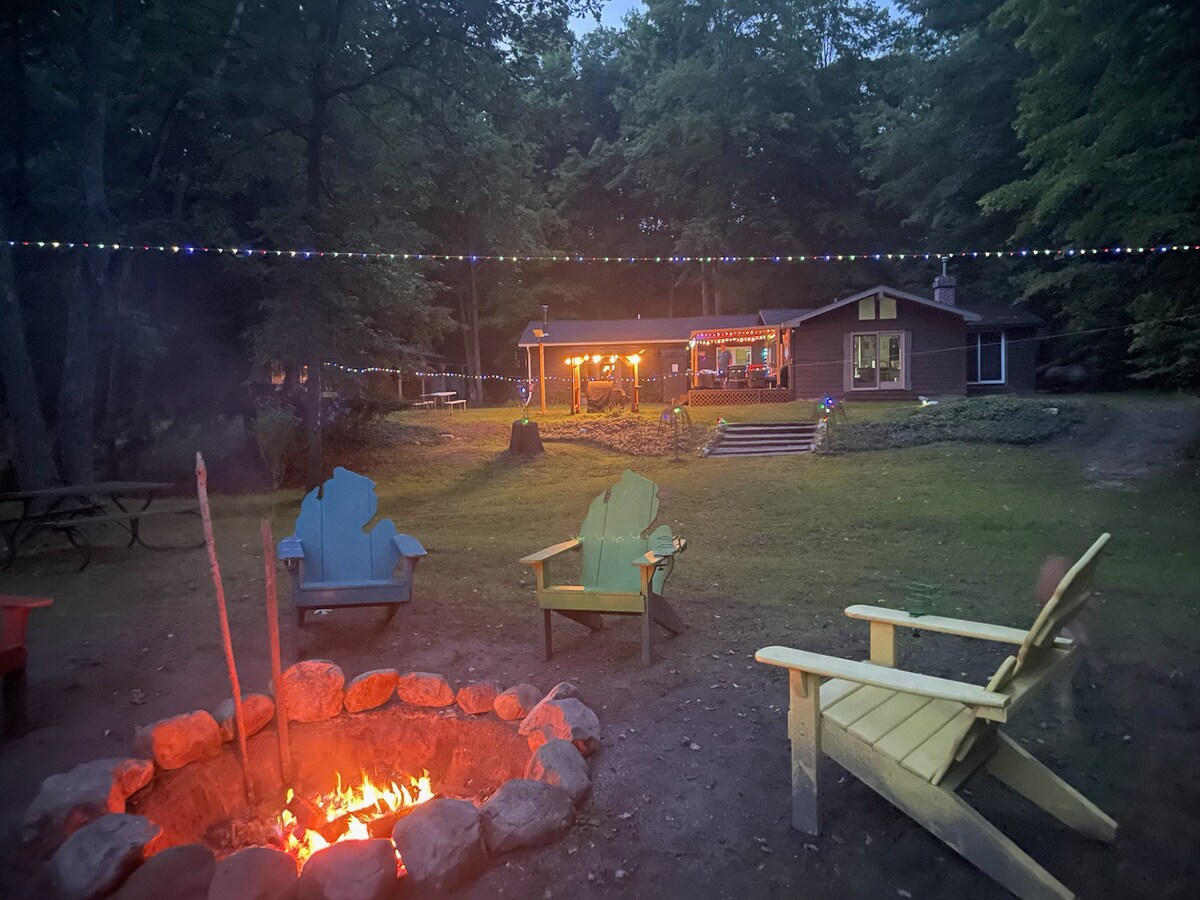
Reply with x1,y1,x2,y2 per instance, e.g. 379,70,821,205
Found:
869,621,897,667
260,519,292,782
195,453,252,803
538,340,546,414
788,669,821,834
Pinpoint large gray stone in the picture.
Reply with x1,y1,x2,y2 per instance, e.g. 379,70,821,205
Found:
275,660,345,722
297,838,397,900
524,739,592,806
518,698,601,756
479,780,575,856
493,683,541,720
520,682,583,731
51,814,162,900
344,669,399,713
112,843,215,900
395,672,454,708
455,681,499,715
391,798,488,893
206,846,297,900
22,757,155,850
215,694,276,742
134,710,223,770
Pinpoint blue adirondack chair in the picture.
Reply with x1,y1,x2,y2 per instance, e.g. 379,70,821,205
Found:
520,470,686,665
277,467,426,628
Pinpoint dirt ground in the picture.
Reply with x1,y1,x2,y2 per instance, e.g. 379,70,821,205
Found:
2,398,1198,899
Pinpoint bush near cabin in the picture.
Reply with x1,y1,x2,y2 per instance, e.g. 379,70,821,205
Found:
832,397,1085,451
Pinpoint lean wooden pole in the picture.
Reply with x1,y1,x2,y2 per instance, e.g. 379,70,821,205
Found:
260,519,292,782
195,453,252,804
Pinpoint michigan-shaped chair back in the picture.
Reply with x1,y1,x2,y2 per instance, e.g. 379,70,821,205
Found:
579,471,675,596
292,467,402,586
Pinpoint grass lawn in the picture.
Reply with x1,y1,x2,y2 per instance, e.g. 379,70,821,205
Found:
2,395,1197,898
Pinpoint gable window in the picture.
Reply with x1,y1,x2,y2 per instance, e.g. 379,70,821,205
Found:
852,332,904,390
858,296,875,320
879,296,897,319
967,331,1006,384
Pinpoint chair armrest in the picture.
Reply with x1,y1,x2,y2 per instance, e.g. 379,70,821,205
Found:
519,539,581,565
277,537,304,561
755,645,1009,711
0,595,54,610
393,534,427,558
844,605,1073,648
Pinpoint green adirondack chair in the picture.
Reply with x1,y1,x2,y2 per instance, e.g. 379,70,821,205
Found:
520,470,686,665
277,467,426,629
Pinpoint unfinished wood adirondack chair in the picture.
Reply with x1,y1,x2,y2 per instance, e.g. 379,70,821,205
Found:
2,594,53,736
277,467,426,629
757,533,1115,900
519,470,686,665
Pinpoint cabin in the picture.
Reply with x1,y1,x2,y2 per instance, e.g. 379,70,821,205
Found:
516,275,1041,407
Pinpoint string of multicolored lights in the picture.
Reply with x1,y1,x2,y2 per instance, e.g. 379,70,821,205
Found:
5,238,1198,264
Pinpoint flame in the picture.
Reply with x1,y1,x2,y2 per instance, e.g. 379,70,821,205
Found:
276,770,434,869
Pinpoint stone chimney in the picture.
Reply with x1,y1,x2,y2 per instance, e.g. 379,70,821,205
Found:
932,259,956,306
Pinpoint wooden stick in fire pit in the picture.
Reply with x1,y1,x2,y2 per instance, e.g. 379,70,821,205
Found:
196,453,252,805
260,519,292,782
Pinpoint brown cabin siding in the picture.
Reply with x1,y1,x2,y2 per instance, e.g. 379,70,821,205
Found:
789,299,967,399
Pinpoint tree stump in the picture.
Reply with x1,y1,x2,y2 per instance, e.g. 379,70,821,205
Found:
509,420,544,456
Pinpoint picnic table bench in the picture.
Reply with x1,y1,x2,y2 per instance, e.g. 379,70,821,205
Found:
0,482,201,570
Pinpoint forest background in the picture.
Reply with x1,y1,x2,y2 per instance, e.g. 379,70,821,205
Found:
1,0,1196,489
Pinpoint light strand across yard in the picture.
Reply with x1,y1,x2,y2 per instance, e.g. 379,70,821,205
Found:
6,238,1198,264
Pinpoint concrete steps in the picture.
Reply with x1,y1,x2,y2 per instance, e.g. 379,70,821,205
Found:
706,422,817,457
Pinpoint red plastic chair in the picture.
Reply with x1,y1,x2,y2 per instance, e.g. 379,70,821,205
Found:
1,595,53,735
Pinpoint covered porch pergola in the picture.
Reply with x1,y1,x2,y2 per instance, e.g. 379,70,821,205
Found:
687,324,793,406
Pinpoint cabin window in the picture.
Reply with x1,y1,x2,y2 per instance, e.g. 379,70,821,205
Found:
852,332,903,390
967,331,1006,384
858,297,875,320
879,296,897,319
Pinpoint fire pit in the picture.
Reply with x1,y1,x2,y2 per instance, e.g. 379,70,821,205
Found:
23,664,600,899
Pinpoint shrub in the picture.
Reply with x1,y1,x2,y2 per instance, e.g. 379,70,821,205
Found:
831,396,1085,452
253,400,301,490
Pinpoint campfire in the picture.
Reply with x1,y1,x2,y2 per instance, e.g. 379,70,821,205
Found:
277,769,434,869
26,668,601,897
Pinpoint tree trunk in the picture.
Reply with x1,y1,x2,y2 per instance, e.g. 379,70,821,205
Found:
0,211,59,488
466,261,483,403
0,3,59,488
59,0,115,485
700,261,714,316
300,0,345,490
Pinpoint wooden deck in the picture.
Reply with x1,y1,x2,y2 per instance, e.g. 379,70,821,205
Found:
687,387,794,406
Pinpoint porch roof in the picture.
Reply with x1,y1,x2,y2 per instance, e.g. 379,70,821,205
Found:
517,314,760,348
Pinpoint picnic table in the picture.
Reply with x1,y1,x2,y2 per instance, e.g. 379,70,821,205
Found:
414,391,460,411
0,481,202,570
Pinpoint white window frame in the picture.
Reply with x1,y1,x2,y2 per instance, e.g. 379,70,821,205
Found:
847,331,908,392
967,331,1007,385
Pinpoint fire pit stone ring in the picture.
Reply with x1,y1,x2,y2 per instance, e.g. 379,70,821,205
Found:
22,665,599,899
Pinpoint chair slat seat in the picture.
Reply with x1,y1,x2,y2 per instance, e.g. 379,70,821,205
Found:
822,680,973,782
